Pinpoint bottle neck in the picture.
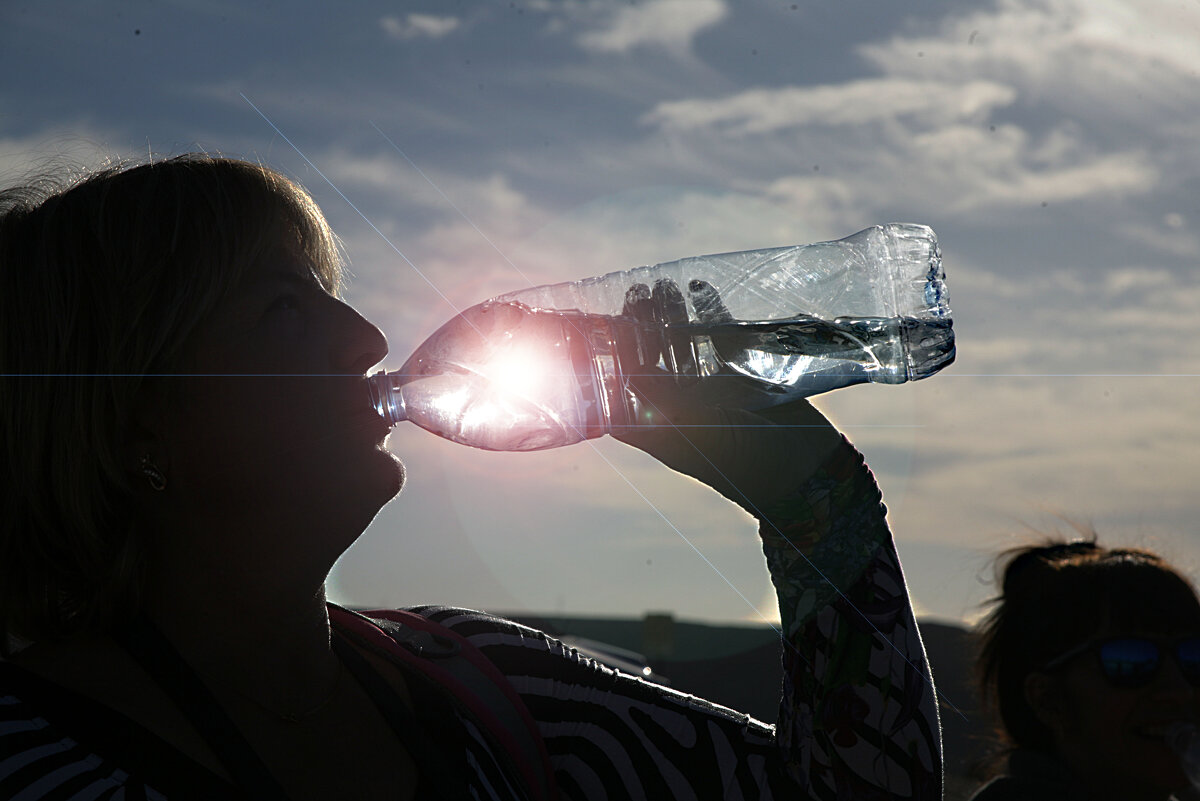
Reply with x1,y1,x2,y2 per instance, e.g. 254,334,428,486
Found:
367,370,408,427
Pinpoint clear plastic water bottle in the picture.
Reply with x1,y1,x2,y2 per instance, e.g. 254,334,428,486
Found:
368,223,953,451
1169,723,1200,792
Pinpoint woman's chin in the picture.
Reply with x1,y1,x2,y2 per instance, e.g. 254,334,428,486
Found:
380,450,406,498
367,447,406,504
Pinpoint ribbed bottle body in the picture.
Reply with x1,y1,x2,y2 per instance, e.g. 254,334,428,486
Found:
368,224,954,452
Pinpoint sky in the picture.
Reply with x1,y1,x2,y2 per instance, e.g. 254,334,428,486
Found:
3,0,1199,627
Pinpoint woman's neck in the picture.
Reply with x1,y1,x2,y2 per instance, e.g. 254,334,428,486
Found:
1054,745,1175,801
139,541,340,716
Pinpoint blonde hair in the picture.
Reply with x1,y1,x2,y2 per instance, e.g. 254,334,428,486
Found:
0,154,345,645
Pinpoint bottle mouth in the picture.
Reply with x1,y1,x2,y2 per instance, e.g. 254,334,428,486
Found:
900,318,956,381
366,370,405,427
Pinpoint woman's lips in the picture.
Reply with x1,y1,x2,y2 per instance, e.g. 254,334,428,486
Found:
345,405,393,437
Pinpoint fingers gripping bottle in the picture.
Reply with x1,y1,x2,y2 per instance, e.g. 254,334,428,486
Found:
368,223,954,452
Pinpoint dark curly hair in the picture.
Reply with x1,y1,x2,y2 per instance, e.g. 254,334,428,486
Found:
973,526,1200,769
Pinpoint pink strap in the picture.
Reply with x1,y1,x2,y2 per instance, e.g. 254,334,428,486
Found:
330,606,556,801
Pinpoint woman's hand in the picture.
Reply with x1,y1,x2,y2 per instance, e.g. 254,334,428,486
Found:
613,397,842,516
611,278,843,516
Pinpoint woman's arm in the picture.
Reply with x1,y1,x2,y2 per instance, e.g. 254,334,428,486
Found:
615,400,944,799
421,399,942,799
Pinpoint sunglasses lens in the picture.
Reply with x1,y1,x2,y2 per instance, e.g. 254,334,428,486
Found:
1099,638,1159,686
1178,637,1200,685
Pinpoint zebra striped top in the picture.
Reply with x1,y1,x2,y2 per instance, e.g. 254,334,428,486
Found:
0,440,943,800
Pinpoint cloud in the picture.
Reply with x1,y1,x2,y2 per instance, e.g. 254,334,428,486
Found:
904,126,1158,212
958,151,1156,209
674,119,1155,227
644,78,1016,135
864,0,1200,80
642,78,1156,223
941,259,1200,378
577,0,727,54
627,0,1192,235
895,375,1200,526
381,13,460,41
1115,218,1200,260
466,183,846,336
761,176,858,235
318,146,541,228
859,0,1200,127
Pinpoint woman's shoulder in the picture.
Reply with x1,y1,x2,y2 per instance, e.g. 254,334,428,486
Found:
967,775,1025,801
0,658,232,800
966,750,1091,801
0,665,142,800
967,775,1086,801
1,633,147,720
360,605,557,646
0,658,117,762
350,605,595,679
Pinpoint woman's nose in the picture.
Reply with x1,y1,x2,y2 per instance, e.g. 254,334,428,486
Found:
1149,652,1197,700
331,299,389,374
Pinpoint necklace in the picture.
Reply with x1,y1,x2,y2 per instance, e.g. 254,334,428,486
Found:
234,658,347,725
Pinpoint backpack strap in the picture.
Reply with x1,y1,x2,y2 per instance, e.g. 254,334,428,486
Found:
329,605,557,801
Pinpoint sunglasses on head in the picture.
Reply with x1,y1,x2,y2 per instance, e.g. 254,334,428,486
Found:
1042,636,1200,688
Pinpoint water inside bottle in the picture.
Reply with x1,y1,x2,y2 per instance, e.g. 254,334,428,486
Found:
616,312,954,406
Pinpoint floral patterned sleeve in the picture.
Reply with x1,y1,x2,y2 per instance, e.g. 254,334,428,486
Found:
759,435,943,800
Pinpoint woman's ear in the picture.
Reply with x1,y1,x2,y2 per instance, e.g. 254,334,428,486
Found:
123,383,170,490
1024,671,1065,736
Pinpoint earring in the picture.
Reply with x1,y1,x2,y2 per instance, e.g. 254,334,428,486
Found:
140,455,167,492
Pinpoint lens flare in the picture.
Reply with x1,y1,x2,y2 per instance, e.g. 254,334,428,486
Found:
482,339,562,401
